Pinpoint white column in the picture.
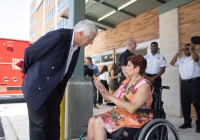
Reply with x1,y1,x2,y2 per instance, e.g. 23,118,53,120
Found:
159,8,181,117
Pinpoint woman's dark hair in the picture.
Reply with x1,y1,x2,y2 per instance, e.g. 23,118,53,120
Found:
109,63,118,77
100,65,108,74
127,55,147,75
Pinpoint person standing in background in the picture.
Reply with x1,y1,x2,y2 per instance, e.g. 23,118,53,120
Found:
84,59,93,77
98,65,109,105
85,56,100,109
144,42,167,94
109,63,119,95
170,37,200,133
107,63,119,106
118,39,137,86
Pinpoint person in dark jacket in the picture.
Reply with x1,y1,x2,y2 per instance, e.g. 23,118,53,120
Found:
22,20,98,140
118,39,137,86
84,59,94,77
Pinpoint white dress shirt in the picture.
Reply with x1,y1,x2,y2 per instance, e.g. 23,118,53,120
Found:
64,31,78,75
144,53,167,74
99,71,110,84
175,54,200,80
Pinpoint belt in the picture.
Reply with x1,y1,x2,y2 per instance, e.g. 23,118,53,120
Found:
182,77,200,83
146,73,157,77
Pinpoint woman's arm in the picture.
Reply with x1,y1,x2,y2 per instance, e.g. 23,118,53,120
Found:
110,70,119,80
108,84,152,114
94,76,152,114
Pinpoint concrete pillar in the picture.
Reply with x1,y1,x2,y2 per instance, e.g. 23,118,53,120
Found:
64,1,92,139
159,8,181,117
68,0,85,76
65,77,93,139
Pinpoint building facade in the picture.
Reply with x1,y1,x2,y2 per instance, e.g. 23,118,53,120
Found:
30,0,200,117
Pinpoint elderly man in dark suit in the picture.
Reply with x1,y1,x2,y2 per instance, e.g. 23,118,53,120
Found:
22,20,98,140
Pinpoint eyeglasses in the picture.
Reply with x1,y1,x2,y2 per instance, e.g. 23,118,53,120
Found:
184,48,189,51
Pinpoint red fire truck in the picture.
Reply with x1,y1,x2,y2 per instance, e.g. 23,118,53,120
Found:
0,38,33,95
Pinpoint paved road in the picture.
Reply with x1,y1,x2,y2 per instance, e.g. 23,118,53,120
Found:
0,103,200,140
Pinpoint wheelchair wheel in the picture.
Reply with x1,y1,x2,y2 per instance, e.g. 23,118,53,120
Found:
138,119,180,140
78,132,87,140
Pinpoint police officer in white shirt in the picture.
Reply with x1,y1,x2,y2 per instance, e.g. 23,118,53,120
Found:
144,42,167,94
170,38,200,133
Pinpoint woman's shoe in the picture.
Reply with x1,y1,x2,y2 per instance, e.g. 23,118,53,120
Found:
93,105,99,109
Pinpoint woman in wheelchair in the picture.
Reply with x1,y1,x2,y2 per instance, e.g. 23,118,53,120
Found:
88,55,154,140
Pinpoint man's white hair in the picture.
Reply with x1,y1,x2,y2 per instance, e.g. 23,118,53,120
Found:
74,20,98,36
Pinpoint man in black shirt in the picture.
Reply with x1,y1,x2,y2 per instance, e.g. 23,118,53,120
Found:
118,39,137,85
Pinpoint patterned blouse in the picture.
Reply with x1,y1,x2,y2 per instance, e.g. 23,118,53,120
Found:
95,77,154,133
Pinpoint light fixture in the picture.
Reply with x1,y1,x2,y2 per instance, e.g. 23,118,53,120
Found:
85,0,88,3
118,0,137,10
98,10,116,21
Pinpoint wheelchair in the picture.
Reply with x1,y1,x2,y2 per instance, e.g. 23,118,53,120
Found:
79,86,180,140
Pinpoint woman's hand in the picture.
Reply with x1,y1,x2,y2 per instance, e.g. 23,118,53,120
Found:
93,75,110,97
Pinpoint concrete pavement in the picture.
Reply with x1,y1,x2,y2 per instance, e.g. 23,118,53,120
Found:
0,103,199,140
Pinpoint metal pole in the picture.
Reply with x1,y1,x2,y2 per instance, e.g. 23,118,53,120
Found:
60,92,65,140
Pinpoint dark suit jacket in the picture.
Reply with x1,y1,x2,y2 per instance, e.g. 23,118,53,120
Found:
22,29,80,110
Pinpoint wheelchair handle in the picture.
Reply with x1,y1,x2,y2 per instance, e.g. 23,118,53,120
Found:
160,86,170,90
158,86,170,111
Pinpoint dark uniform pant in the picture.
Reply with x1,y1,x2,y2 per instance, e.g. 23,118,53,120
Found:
98,80,108,104
27,83,63,140
181,77,200,127
152,77,162,94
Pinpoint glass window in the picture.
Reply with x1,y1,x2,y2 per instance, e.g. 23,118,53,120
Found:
91,55,100,64
90,50,113,64
101,53,113,63
4,77,9,82
12,77,18,82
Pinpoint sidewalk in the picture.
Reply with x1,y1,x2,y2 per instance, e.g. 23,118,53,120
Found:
0,103,199,140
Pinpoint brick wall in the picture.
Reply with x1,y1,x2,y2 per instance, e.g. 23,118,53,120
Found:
85,8,159,57
179,0,200,53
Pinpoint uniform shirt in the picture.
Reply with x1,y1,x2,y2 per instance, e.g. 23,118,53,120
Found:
88,64,100,77
144,53,167,74
64,31,78,75
119,49,133,76
99,71,110,84
175,54,200,80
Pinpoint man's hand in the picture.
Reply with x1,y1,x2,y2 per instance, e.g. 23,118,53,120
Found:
146,77,155,84
149,77,155,84
177,48,184,55
189,44,195,51
93,75,110,96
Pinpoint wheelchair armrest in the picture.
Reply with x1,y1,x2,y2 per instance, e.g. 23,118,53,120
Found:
160,86,170,90
135,108,157,113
